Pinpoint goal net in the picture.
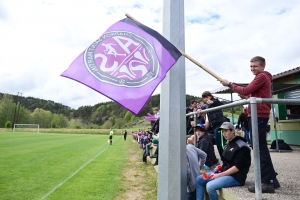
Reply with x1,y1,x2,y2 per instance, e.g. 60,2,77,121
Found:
13,124,40,133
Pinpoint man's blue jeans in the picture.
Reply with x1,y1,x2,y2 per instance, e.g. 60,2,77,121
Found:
196,173,241,200
242,126,251,145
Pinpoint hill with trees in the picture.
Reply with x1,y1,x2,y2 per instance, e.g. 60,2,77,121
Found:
0,92,243,129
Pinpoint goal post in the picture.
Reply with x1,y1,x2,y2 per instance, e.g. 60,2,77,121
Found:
13,124,40,133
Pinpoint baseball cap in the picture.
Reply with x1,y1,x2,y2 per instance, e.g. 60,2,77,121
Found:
218,122,234,130
194,123,206,131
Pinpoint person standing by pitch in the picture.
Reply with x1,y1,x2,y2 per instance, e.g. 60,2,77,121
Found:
109,128,113,145
123,130,127,141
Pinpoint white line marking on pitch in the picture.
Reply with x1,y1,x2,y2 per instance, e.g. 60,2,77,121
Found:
41,137,120,199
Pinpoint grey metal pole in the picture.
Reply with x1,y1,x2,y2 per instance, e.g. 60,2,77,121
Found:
186,99,250,117
231,92,234,123
271,103,279,151
250,97,262,200
194,112,197,145
158,0,186,199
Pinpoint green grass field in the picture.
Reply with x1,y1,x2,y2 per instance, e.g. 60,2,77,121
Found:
0,132,131,200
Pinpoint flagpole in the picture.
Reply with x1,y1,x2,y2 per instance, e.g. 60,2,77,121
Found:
125,13,222,81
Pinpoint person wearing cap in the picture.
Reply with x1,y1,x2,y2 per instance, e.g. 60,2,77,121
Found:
186,135,207,200
194,124,218,170
195,122,251,200
219,56,280,193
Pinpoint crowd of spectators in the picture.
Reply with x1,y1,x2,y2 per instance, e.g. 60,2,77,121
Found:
131,108,160,166
133,94,253,199
156,56,278,199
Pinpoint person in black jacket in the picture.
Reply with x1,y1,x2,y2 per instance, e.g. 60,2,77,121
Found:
237,108,251,145
194,124,218,170
202,91,228,159
186,100,197,135
188,107,206,135
195,122,251,200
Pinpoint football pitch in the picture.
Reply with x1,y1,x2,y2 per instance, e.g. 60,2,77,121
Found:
0,132,129,200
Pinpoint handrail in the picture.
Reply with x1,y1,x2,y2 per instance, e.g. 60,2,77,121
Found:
186,98,300,117
186,99,249,116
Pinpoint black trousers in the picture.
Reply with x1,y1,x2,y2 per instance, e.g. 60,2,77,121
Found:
142,149,147,163
248,117,277,183
153,144,158,165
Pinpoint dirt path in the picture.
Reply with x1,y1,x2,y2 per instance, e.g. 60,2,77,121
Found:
115,140,157,200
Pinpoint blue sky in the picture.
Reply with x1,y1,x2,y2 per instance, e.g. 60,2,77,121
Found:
0,0,300,109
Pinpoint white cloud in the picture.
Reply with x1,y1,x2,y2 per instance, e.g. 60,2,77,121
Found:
0,0,300,109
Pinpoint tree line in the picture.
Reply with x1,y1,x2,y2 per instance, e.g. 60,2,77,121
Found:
0,92,243,129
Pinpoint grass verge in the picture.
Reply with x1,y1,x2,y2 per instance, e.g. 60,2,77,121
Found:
115,139,158,200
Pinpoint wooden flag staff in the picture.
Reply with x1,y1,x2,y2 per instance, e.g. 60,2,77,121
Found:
125,13,222,81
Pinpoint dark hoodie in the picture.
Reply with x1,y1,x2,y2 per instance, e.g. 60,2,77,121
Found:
222,136,251,185
196,133,218,167
230,71,272,118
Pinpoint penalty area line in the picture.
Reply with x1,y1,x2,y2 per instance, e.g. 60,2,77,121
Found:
41,137,121,199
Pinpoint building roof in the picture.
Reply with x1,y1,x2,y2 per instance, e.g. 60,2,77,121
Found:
272,66,300,80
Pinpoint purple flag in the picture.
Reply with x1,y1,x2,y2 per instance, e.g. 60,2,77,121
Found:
147,113,153,117
144,116,156,121
61,18,182,114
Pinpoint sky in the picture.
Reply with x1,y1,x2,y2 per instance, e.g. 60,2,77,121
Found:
1,0,300,110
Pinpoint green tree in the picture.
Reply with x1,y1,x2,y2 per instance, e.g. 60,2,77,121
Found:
52,114,68,128
0,94,16,128
69,118,83,129
130,114,136,122
30,108,53,128
91,105,105,125
109,115,116,126
5,121,11,128
17,107,31,124
113,118,125,129
124,111,133,122
102,120,112,129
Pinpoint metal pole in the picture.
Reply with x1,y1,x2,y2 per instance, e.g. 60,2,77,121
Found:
259,98,300,105
159,0,186,199
271,103,279,151
271,85,279,152
194,113,197,145
12,92,19,129
231,92,234,123
186,99,250,117
250,97,262,200
15,93,23,124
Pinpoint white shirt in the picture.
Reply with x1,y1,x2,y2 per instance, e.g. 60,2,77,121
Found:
154,112,160,119
205,114,209,122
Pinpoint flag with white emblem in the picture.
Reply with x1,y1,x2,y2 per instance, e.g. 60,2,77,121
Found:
61,18,182,114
